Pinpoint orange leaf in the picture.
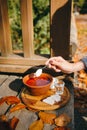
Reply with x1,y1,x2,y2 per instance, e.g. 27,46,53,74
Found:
10,116,19,130
10,103,26,113
0,97,7,106
29,119,44,130
54,126,70,130
39,111,56,125
6,96,21,105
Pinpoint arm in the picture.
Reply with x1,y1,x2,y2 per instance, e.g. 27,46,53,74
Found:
72,61,85,73
80,56,87,70
45,56,86,74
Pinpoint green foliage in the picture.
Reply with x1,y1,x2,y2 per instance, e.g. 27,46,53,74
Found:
8,0,50,54
75,0,85,8
73,0,87,13
33,0,50,54
8,0,23,50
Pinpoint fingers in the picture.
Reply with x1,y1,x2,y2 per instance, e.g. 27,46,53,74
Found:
45,56,64,65
45,57,56,65
50,64,61,72
45,56,64,72
45,60,62,72
45,57,59,66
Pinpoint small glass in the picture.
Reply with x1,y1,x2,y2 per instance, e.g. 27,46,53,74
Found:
55,80,65,94
50,77,58,90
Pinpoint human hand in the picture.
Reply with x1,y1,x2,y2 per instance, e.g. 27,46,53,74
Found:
45,56,74,73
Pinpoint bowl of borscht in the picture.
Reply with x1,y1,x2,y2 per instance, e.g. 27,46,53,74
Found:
23,73,53,96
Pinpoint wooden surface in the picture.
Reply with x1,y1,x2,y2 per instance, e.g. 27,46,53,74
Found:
50,0,72,59
0,73,74,130
20,0,34,58
0,55,48,73
0,0,12,56
21,87,71,111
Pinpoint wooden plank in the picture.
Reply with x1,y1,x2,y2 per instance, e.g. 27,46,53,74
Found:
56,81,74,129
0,75,9,115
0,103,9,115
0,55,47,66
0,74,74,130
0,54,48,73
0,75,24,115
0,75,22,115
0,74,8,85
0,75,22,97
0,64,29,73
0,75,38,130
20,0,34,58
0,0,12,56
50,0,72,59
6,92,74,130
7,109,38,130
9,81,74,130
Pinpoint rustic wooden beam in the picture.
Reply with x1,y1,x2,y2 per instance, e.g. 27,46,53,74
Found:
0,64,30,73
0,54,48,73
0,55,47,66
20,0,34,58
0,0,12,56
50,0,72,59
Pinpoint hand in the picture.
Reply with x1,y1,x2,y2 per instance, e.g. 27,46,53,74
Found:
45,56,73,73
45,56,85,73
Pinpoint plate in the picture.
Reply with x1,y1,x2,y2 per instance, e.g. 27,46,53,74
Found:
21,86,70,111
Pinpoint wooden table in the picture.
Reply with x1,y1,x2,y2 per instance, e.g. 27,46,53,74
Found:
0,74,74,130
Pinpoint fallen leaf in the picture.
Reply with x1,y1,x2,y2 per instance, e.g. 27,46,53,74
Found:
39,111,56,125
55,113,71,127
10,103,26,113
10,116,19,130
29,119,44,130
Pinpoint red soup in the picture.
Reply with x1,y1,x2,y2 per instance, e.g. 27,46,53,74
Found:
26,76,51,86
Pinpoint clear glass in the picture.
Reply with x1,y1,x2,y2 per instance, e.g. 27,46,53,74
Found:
55,80,65,94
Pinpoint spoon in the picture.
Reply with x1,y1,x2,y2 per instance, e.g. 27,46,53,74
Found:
29,66,47,78
35,66,47,77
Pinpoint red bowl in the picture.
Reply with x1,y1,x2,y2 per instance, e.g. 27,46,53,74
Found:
23,73,53,96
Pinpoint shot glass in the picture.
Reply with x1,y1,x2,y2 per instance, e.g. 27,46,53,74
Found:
50,78,58,89
55,80,65,94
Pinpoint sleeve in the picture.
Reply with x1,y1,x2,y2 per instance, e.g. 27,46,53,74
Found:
80,56,87,70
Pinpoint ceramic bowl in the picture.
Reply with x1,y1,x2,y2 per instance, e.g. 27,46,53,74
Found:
23,73,53,96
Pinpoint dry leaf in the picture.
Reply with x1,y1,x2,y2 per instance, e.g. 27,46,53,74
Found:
10,116,19,130
0,115,8,121
29,119,44,130
79,70,87,78
0,97,7,106
6,96,21,105
55,113,71,127
54,126,70,130
0,96,20,106
10,103,26,113
39,111,56,124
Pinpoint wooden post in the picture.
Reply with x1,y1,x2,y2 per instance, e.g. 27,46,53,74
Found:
20,0,34,58
0,0,12,56
50,0,72,59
